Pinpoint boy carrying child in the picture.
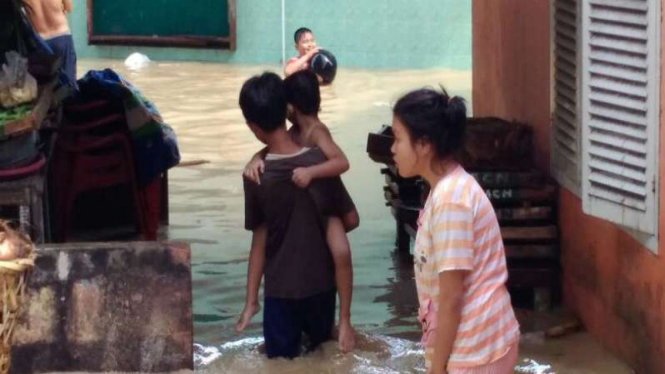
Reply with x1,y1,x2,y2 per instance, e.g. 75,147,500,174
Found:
238,72,354,358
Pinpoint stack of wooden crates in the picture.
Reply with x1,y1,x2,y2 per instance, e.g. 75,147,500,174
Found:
367,117,560,310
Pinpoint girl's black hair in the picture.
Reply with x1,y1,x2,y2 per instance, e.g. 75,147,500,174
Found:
393,88,467,160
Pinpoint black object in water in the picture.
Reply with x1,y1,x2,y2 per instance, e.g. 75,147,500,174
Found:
310,49,337,84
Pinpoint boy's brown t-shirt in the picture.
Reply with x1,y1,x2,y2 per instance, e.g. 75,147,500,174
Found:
243,147,354,299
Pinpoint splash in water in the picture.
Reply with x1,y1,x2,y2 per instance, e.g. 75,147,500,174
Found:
515,359,554,374
195,333,426,374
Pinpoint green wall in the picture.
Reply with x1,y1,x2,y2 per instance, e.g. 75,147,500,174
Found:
90,0,230,38
69,0,471,70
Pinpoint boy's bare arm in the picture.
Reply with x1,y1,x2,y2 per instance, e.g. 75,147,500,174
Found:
245,225,267,306
284,59,304,77
284,48,319,77
235,224,266,332
305,125,349,179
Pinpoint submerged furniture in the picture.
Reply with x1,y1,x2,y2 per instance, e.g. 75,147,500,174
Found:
0,64,58,243
50,99,152,241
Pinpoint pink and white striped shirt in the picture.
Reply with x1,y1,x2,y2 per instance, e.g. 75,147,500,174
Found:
414,165,519,370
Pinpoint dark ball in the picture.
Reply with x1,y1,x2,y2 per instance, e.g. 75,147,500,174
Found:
309,49,337,84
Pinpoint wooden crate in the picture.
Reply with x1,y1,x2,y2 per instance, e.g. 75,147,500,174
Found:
461,117,534,171
469,170,560,310
367,118,535,170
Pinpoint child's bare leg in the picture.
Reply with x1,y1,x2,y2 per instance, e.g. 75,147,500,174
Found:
342,209,360,232
327,216,355,352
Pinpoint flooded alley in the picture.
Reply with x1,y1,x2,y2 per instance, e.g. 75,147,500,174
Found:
75,60,631,374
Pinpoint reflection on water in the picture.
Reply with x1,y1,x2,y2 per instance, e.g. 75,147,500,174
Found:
75,59,630,374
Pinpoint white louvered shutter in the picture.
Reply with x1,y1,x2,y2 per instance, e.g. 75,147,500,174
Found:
581,0,660,234
552,0,581,194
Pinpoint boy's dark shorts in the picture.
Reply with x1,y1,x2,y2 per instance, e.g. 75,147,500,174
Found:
45,34,77,84
263,289,336,359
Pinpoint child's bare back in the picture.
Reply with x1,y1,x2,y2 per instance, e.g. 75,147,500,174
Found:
288,119,326,147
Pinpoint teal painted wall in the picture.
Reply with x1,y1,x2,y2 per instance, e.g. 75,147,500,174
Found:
69,1,471,70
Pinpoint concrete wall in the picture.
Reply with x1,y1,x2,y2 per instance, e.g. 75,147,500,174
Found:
68,0,471,69
471,0,551,172
472,1,665,373
11,242,192,374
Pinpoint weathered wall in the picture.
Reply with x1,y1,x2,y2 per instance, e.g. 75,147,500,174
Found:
11,242,193,373
471,0,551,172
472,1,665,373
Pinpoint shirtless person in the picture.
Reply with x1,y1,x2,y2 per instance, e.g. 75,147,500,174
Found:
25,0,76,82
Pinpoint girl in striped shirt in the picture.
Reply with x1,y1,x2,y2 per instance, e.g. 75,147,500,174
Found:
390,88,520,374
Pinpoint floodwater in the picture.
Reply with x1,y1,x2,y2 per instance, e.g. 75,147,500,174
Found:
76,59,632,374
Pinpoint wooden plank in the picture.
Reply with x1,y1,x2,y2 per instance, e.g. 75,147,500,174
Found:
501,226,558,241
507,268,560,289
89,35,232,49
485,185,557,203
505,245,559,259
470,171,549,188
495,207,554,222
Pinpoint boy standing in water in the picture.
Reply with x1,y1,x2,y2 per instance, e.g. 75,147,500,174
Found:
239,70,357,352
238,72,351,358
284,27,319,77
25,0,77,82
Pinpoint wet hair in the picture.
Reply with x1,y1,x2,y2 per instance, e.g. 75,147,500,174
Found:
393,88,467,160
283,70,320,115
239,72,287,133
294,27,313,44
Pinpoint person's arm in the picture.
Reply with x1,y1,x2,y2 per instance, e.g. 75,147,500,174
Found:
62,0,73,13
244,147,269,185
429,271,466,374
236,224,266,332
284,48,319,76
292,126,349,188
245,225,266,307
236,178,266,332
